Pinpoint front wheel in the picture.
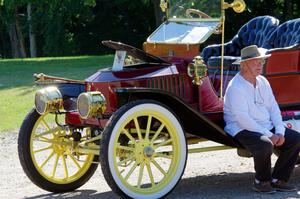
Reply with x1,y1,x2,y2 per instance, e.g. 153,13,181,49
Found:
18,108,98,193
100,100,187,199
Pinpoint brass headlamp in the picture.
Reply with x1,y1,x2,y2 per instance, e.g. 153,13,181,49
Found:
35,86,63,115
187,56,207,86
77,91,106,119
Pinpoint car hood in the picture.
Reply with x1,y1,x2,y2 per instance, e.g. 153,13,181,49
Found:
102,40,171,65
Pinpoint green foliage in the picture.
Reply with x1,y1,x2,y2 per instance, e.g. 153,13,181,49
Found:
38,1,95,56
0,0,299,58
224,0,299,40
0,55,113,132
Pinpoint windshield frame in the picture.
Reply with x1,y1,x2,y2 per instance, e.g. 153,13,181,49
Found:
167,0,222,20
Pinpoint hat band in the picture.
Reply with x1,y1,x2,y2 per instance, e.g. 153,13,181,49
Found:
241,52,260,60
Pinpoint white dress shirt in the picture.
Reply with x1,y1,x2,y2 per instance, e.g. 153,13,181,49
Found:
224,72,285,137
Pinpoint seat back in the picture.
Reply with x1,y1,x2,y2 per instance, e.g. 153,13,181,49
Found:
232,16,279,50
201,16,279,63
263,18,300,49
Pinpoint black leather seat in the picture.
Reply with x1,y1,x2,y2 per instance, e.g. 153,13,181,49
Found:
263,18,300,50
201,16,280,64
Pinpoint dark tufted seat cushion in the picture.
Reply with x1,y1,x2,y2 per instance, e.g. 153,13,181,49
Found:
201,16,280,64
263,18,300,49
207,56,240,70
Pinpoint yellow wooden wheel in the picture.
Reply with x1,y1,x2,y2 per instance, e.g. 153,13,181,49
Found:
18,108,98,192
100,100,187,199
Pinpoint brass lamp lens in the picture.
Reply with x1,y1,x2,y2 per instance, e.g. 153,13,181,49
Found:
77,93,90,118
35,92,47,114
77,91,106,119
34,86,62,115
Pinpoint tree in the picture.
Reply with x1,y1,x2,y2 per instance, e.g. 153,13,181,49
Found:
0,1,27,58
27,3,36,57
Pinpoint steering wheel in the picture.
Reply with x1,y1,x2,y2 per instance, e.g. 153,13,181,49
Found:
186,9,211,19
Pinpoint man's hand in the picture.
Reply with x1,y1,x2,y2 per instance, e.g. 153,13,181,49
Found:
275,134,285,146
269,134,280,145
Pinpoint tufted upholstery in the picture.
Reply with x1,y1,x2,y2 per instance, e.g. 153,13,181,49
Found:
263,18,300,49
201,16,280,64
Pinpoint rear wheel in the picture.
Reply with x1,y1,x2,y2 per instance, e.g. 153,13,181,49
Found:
18,108,98,192
100,100,187,199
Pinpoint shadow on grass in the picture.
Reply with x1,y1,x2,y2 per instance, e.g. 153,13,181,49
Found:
16,86,37,96
24,168,300,199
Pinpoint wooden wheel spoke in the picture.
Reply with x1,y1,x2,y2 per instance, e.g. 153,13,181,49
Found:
146,162,155,186
122,129,136,144
151,124,165,143
154,138,172,149
41,119,51,130
133,118,142,140
137,162,145,188
33,146,53,154
51,154,60,178
117,155,135,166
40,151,55,168
62,155,69,179
34,126,61,138
36,137,71,146
145,116,152,140
69,154,82,170
124,161,138,181
152,159,166,176
117,144,135,152
37,136,53,143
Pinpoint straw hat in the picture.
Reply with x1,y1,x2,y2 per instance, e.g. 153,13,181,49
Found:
233,45,271,64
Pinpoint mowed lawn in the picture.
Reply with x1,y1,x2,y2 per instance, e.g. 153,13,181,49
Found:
0,55,113,132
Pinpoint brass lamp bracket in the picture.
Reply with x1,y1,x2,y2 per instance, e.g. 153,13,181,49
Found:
222,0,246,13
160,0,168,12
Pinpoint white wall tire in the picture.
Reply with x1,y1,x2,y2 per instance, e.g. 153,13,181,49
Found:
100,100,187,199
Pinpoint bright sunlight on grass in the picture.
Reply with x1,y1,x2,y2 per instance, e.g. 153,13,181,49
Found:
0,55,113,132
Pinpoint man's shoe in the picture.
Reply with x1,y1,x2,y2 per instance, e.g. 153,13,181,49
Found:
271,180,297,192
252,181,276,194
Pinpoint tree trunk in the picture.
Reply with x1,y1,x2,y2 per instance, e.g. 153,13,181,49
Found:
151,0,165,27
8,24,19,58
27,3,37,57
14,9,26,58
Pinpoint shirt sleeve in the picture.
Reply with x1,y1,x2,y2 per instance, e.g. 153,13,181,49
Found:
226,87,273,137
264,78,285,135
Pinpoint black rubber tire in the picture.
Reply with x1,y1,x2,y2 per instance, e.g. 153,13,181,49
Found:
100,100,187,199
18,108,99,193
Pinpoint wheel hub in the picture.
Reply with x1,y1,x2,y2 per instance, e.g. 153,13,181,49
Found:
52,133,72,155
135,140,154,163
143,146,154,158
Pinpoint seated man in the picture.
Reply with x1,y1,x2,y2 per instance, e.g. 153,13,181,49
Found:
224,45,300,193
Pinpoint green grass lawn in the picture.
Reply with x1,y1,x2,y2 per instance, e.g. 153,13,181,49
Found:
0,55,113,132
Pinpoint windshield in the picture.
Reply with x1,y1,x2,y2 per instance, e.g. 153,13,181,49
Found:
147,0,221,44
147,21,219,44
168,0,221,19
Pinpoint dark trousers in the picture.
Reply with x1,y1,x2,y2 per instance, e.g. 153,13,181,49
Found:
235,128,300,182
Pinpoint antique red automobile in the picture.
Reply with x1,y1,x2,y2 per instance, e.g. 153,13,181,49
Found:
18,0,300,198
